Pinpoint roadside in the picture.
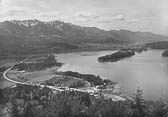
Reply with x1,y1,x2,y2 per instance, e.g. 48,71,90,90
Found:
2,54,131,101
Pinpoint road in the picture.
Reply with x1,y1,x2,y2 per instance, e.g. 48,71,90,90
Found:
3,59,127,101
3,66,86,92
3,67,26,85
3,67,64,91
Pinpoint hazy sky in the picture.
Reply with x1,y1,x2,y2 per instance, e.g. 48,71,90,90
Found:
0,0,168,34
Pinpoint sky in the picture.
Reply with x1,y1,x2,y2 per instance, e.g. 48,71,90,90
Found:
0,0,168,35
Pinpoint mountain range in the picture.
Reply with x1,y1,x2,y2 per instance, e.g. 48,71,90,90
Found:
0,19,167,57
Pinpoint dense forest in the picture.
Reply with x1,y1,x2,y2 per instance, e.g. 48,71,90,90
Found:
12,54,62,72
145,41,168,49
13,61,62,72
56,71,110,86
0,84,168,117
98,50,135,62
162,50,168,57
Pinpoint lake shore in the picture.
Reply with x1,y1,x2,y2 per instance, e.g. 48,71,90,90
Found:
54,49,168,100
1,49,168,100
1,54,129,102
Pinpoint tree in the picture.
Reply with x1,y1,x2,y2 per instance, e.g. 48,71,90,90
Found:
0,89,3,104
132,87,146,117
11,100,20,117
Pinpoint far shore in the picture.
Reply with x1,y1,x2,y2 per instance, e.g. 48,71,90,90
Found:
0,48,119,60
0,42,144,59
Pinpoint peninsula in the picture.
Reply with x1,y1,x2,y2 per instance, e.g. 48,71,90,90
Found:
162,50,168,57
98,49,135,62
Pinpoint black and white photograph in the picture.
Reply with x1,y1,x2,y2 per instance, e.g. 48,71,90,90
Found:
0,0,168,117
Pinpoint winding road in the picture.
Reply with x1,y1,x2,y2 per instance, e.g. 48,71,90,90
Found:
3,58,127,101
3,66,86,92
3,67,26,85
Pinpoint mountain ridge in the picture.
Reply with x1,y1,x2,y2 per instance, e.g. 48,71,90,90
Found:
0,19,168,57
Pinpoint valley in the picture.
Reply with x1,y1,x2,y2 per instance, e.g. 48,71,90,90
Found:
2,54,124,101
0,20,168,59
1,19,168,117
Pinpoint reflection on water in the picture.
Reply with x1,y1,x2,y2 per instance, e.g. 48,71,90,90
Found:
56,50,168,100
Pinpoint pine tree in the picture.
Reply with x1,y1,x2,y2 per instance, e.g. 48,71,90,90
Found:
0,89,3,104
132,87,146,117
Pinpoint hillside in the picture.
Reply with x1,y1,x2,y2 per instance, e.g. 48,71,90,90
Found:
108,30,168,42
0,19,168,57
145,41,168,49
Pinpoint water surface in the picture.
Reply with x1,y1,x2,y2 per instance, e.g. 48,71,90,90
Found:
56,50,168,100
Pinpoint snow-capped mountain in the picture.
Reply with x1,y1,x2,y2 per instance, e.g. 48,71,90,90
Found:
11,19,40,27
0,19,167,56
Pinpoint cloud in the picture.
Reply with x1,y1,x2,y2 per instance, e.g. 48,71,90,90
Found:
38,12,62,18
75,12,114,25
6,8,25,16
74,13,128,28
126,19,139,23
76,12,100,22
77,12,100,19
0,0,167,34
112,14,125,21
0,0,53,13
94,17,112,24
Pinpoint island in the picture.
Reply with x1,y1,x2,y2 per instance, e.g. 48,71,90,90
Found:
1,54,168,117
4,54,120,96
162,50,168,57
98,49,135,62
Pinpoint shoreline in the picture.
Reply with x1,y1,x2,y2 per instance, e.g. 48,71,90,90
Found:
2,55,128,101
0,48,120,60
3,49,166,100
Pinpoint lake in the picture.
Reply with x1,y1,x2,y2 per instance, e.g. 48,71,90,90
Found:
55,50,168,100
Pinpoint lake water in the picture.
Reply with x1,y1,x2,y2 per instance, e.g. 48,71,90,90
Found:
55,50,168,100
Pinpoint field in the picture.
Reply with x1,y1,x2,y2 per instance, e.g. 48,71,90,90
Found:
7,66,60,83
7,65,90,88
